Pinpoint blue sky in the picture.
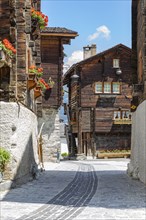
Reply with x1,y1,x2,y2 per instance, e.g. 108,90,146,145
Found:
41,0,131,68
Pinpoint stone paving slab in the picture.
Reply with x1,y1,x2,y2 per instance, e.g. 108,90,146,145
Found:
0,159,146,220
73,159,146,220
0,162,78,220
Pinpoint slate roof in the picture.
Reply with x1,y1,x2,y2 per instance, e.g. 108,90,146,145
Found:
41,27,78,35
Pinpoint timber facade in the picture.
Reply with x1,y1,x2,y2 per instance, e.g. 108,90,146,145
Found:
0,0,77,186
127,0,146,184
64,44,132,157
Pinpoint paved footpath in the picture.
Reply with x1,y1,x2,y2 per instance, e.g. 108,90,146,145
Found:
0,159,146,220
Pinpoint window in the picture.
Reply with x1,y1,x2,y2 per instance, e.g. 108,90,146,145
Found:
113,82,120,94
95,82,102,93
95,82,121,94
104,82,111,93
113,59,119,68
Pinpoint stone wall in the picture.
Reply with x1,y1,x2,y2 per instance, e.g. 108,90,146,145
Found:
38,108,61,162
127,100,146,184
0,102,38,186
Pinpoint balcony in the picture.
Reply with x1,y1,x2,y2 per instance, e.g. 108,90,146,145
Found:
113,118,132,125
113,110,132,124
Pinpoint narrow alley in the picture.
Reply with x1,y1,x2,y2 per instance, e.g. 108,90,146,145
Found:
1,159,146,220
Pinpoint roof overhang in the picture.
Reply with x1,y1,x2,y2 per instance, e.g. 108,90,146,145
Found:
41,33,78,45
41,32,78,38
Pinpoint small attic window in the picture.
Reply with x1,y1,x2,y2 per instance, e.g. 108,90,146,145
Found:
113,59,119,68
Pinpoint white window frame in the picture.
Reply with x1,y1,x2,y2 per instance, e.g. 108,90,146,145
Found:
104,82,111,93
113,59,120,68
112,82,120,94
95,82,103,93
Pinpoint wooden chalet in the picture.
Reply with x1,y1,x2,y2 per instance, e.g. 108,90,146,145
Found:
40,27,78,110
63,44,133,157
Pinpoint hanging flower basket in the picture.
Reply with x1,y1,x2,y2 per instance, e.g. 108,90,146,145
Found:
37,77,55,92
37,77,55,100
31,8,48,30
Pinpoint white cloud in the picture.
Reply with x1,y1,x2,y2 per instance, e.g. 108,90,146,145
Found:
63,50,83,73
88,25,111,41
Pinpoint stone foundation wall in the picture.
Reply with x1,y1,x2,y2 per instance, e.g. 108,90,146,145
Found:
127,100,146,184
0,102,38,185
38,108,61,162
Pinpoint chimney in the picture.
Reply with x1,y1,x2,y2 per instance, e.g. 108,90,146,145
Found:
83,44,96,59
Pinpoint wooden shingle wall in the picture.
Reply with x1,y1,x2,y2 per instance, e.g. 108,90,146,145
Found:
80,49,132,108
41,37,64,108
135,0,146,102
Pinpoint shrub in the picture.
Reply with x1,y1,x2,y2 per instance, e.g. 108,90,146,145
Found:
61,152,68,157
0,147,11,173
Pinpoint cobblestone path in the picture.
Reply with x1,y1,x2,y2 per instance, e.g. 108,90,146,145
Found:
17,163,97,220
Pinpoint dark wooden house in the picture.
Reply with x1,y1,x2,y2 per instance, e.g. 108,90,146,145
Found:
63,44,132,157
40,27,78,109
37,27,78,161
127,0,146,184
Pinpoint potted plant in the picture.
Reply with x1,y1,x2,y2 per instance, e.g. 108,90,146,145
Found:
27,65,44,90
36,77,55,100
28,65,43,78
0,39,16,67
37,77,55,91
31,8,48,31
0,147,11,182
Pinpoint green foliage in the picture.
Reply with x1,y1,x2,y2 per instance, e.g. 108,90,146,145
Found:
61,152,68,157
0,147,11,173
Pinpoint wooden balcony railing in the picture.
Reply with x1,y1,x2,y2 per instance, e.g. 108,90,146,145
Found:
113,118,132,125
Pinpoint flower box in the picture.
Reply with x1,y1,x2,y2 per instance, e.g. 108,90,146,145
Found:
28,65,43,78
27,72,36,80
27,79,37,90
97,151,131,159
34,87,42,99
